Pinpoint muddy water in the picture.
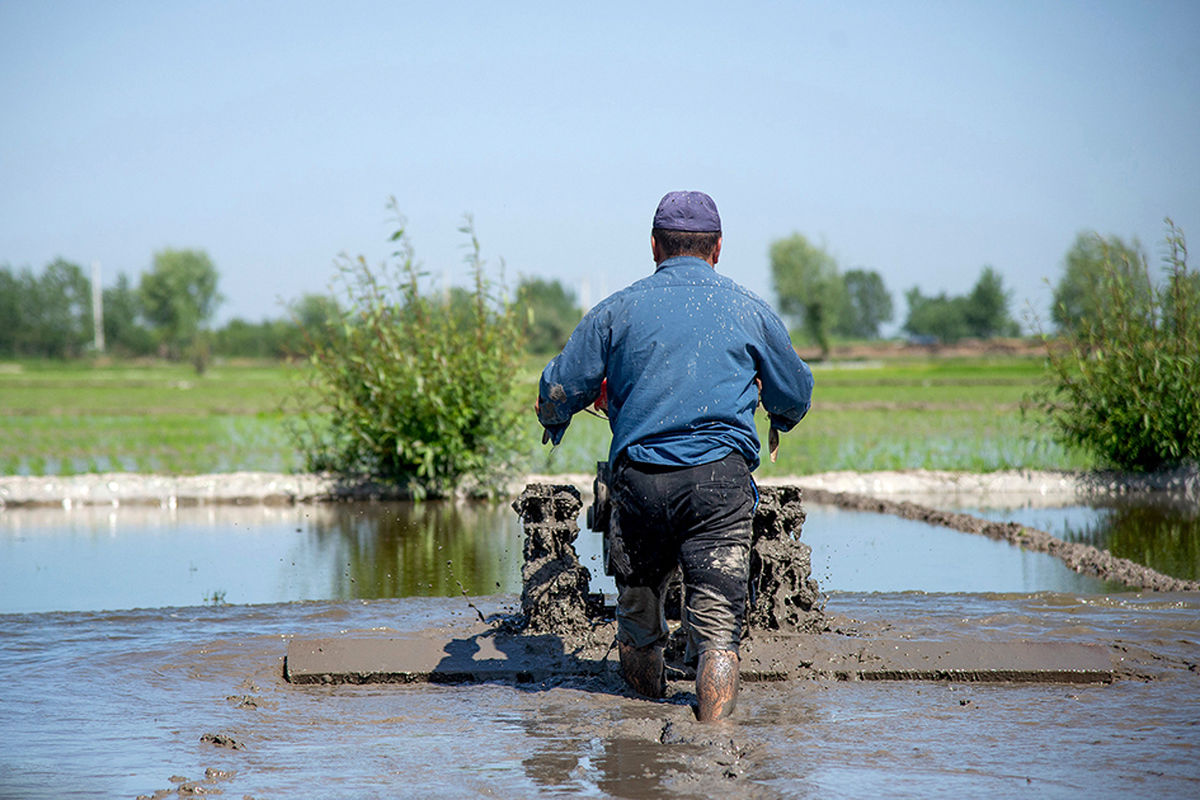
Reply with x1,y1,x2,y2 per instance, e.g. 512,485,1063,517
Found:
2,498,1199,797
2,594,1197,799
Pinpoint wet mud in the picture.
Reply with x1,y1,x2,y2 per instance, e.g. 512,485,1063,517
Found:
747,485,823,633
510,483,598,641
509,483,826,647
801,486,1200,592
7,595,1197,799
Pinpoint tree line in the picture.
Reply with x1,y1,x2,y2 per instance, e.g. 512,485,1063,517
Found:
0,247,585,366
0,249,341,365
0,230,1167,365
766,231,1157,358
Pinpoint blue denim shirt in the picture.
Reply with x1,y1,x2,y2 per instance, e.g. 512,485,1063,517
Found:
537,256,813,469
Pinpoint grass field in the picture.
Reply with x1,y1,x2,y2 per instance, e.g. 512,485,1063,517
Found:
0,354,1093,478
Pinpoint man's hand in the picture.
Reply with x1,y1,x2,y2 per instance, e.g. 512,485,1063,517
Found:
768,427,779,463
534,396,552,444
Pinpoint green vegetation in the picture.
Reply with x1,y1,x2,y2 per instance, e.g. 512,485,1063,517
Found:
1052,232,1149,334
525,356,1092,476
903,266,1021,343
1,257,340,364
289,210,525,497
0,259,93,358
840,269,894,340
515,276,583,354
769,234,850,359
139,248,222,370
0,354,1095,479
1033,221,1199,471
0,361,297,475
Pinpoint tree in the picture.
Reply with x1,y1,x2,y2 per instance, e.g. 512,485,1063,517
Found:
285,292,343,355
770,234,846,359
903,266,1019,343
835,269,893,339
964,265,1020,338
516,277,582,354
902,288,969,343
139,248,222,364
1052,233,1149,333
103,273,156,357
0,259,91,358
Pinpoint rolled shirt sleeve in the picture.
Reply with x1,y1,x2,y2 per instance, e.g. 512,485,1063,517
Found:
754,312,813,433
537,308,608,442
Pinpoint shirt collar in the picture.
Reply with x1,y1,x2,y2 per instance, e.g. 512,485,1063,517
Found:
654,255,712,273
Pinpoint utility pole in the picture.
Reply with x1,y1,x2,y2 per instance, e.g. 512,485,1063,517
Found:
91,261,105,353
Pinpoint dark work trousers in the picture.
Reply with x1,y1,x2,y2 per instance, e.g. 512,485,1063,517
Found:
608,451,756,664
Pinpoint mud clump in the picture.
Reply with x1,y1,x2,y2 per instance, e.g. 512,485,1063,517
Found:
749,486,823,632
513,482,824,641
511,484,594,637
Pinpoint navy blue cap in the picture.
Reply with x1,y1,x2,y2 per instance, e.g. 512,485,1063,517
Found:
652,191,721,232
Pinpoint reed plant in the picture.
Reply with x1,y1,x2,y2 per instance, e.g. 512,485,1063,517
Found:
290,204,525,497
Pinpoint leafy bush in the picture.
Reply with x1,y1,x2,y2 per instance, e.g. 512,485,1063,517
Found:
1033,220,1199,471
291,205,526,497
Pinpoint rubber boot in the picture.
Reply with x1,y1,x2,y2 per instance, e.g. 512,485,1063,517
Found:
618,641,666,698
695,648,739,721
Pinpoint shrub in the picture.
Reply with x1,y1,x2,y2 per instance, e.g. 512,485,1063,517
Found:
291,204,526,497
1033,220,1199,471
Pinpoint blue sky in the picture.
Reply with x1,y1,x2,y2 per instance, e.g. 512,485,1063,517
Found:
3,0,1197,331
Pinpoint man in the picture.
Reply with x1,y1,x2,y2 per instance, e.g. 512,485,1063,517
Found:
535,191,813,721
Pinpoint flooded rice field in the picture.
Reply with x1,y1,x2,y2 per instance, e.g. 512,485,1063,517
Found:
961,496,1200,583
1,501,1124,615
2,491,1198,798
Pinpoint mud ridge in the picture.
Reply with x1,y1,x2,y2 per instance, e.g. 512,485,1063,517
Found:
800,486,1200,592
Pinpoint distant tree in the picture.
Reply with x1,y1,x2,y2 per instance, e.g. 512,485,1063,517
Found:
516,277,582,354
903,266,1019,343
139,248,222,367
102,273,156,356
213,318,294,359
0,259,92,358
770,234,846,359
963,265,1020,338
1052,233,1149,333
903,288,969,343
835,269,893,339
0,265,23,356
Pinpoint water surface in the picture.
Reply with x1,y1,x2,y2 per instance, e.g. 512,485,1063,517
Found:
958,495,1200,582
1,500,1120,615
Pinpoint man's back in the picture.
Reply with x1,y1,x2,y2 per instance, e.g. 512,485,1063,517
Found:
539,256,810,469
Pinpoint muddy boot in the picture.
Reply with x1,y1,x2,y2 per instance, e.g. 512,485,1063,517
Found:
618,641,666,698
695,648,739,722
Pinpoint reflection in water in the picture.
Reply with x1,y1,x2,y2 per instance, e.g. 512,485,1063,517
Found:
306,502,526,600
966,495,1200,582
0,502,526,614
3,493,1196,615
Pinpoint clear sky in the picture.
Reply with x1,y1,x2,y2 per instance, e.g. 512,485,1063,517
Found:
3,0,1198,331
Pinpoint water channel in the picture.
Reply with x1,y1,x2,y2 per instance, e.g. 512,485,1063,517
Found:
1,494,1198,798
